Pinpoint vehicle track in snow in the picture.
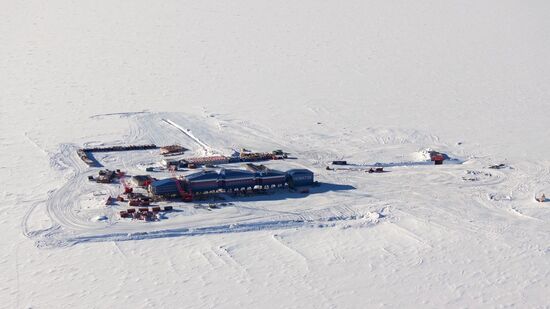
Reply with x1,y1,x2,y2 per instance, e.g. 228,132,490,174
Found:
25,153,372,248
22,112,550,248
162,118,215,156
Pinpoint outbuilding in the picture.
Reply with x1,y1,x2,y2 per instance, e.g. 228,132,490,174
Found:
432,154,445,165
429,152,446,165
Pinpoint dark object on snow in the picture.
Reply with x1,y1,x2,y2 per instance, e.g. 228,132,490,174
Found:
88,175,94,181
272,150,288,159
536,194,546,203
84,144,157,153
78,144,158,166
428,150,449,165
488,164,507,169
368,167,385,173
332,160,347,165
431,154,445,165
96,169,116,183
164,206,173,211
160,145,187,156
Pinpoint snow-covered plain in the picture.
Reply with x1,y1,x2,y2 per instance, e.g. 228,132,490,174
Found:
2,1,550,308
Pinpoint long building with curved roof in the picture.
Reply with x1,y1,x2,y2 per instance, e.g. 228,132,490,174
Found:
149,168,313,197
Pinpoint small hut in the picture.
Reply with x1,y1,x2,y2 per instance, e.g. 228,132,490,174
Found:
430,152,445,165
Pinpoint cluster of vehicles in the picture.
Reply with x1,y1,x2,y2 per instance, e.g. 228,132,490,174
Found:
84,145,315,220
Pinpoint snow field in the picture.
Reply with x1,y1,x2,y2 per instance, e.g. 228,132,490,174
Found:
2,0,550,307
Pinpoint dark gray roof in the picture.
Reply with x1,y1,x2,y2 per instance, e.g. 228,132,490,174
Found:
222,169,256,179
286,169,313,176
185,170,220,182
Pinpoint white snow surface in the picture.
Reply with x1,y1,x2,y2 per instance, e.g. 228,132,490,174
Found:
2,1,550,308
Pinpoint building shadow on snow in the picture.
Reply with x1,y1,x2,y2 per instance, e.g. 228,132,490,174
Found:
84,151,104,168
201,182,356,204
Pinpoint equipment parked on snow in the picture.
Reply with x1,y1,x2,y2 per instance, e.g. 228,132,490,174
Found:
160,145,187,156
77,144,158,166
332,160,347,165
96,169,116,183
272,150,288,159
368,167,384,173
431,154,445,165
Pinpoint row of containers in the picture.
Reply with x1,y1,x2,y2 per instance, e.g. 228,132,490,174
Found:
78,144,158,166
161,153,281,169
149,168,314,197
